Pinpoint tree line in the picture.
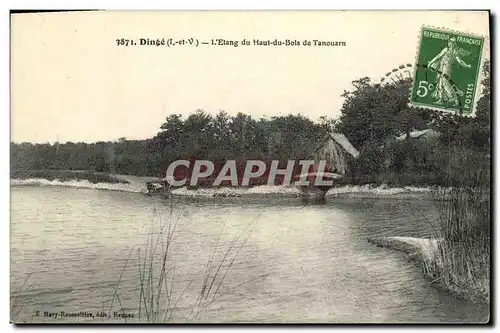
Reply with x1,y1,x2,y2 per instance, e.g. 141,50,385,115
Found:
11,113,333,177
11,61,490,186
339,61,490,186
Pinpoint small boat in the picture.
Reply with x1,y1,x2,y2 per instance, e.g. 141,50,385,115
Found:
146,180,170,195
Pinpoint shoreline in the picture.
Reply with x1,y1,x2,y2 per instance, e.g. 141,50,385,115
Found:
367,236,490,305
10,177,446,200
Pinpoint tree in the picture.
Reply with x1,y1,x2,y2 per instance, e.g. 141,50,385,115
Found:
470,60,490,151
337,77,431,149
318,115,338,133
430,60,490,152
156,114,184,149
212,110,232,159
182,110,214,158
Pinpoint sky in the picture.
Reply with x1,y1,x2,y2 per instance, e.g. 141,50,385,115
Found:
11,10,490,143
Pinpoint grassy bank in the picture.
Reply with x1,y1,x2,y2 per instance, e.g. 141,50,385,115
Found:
431,186,490,303
339,142,490,188
368,186,490,304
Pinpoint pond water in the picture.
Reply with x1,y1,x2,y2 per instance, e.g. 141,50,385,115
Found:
10,186,489,323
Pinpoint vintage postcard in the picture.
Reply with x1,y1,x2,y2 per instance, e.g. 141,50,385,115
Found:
10,10,491,324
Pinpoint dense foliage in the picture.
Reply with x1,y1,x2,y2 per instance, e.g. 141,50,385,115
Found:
11,61,490,186
337,61,490,186
11,113,330,177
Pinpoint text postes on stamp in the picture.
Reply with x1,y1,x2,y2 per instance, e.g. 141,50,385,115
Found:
410,27,484,116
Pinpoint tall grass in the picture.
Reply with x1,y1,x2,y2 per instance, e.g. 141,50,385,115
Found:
343,139,490,188
428,186,490,303
365,145,492,304
108,197,259,323
10,273,35,323
425,145,490,303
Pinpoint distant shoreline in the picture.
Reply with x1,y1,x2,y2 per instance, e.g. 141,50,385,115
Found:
10,175,440,201
12,169,490,200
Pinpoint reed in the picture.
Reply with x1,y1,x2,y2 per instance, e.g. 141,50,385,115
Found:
108,197,259,323
10,273,35,323
367,148,490,304
427,185,490,303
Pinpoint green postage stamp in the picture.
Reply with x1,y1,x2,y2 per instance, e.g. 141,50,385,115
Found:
410,27,485,116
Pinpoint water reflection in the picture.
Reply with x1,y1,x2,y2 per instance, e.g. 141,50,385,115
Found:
300,196,327,206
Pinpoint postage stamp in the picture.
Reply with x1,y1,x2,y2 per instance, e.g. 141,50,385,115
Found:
410,26,485,116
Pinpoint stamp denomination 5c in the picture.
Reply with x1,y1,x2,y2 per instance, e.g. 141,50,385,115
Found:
410,27,485,116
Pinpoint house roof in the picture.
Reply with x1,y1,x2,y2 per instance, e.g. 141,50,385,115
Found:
312,132,360,159
329,132,360,159
395,129,440,141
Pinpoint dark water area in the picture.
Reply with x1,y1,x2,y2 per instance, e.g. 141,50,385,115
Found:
10,186,489,323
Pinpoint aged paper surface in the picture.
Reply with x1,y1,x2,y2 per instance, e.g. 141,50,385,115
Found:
11,11,490,324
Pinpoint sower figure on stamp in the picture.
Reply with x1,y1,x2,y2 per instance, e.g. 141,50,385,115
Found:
427,37,472,107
